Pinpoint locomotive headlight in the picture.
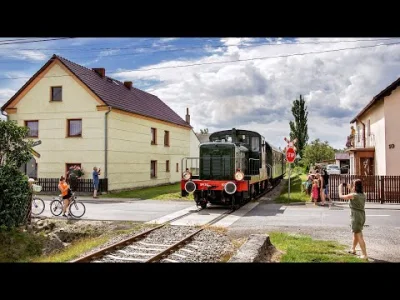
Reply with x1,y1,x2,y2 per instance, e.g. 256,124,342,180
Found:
182,171,191,180
185,181,196,193
224,182,237,195
234,170,244,181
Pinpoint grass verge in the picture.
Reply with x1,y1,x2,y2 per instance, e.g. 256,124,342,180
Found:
31,235,109,262
269,232,366,262
103,182,193,201
275,173,310,203
0,227,45,262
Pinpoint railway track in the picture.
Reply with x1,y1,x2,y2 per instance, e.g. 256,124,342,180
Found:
72,179,282,263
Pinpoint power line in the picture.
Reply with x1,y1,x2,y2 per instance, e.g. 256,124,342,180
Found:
0,38,36,43
0,38,73,46
109,41,400,72
0,38,397,65
0,40,398,81
1,37,396,53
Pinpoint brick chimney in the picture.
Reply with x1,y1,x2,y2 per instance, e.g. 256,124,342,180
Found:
92,68,105,78
124,81,133,89
185,107,190,125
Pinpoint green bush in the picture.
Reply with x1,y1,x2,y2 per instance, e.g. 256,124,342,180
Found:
0,165,32,229
0,226,44,262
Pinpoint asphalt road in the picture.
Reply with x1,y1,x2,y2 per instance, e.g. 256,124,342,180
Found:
38,199,194,222
231,202,400,228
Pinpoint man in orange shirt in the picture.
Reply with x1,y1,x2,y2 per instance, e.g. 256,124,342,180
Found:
58,176,72,217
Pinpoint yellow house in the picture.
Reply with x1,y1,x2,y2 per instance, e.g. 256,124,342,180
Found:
0,54,198,191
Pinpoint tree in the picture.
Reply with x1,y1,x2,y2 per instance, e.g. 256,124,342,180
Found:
0,165,32,228
301,138,335,168
200,128,209,134
289,94,309,158
0,120,33,229
0,120,33,167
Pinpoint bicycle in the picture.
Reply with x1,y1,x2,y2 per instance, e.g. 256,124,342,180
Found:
31,184,45,216
50,190,86,218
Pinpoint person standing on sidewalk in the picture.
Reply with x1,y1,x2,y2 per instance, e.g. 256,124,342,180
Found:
322,168,332,206
338,179,368,260
92,167,101,198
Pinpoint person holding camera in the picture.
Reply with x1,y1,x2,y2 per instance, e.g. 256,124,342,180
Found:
338,179,368,260
92,166,101,198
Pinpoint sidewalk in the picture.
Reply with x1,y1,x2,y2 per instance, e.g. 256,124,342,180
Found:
39,195,142,202
302,201,400,210
38,195,190,203
331,201,400,210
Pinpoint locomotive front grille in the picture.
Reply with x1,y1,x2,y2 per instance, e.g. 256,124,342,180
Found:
200,144,235,180
201,155,232,180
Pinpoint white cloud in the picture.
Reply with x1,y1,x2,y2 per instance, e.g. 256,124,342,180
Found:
103,38,400,150
0,88,16,110
98,49,120,57
159,38,179,43
15,50,48,61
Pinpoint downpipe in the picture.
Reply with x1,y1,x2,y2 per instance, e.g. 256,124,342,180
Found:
104,106,112,178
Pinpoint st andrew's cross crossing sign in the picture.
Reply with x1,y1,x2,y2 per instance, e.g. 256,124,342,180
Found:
286,147,296,163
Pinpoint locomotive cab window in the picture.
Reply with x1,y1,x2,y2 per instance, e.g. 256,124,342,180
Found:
251,137,260,151
238,135,249,144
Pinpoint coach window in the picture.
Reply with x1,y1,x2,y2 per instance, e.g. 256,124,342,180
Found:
251,137,260,151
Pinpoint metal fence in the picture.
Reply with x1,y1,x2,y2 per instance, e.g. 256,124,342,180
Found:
35,178,108,194
328,174,400,203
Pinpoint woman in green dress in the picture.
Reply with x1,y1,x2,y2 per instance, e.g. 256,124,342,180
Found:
338,179,368,260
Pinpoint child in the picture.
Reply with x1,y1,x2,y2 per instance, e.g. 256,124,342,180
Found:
311,179,319,205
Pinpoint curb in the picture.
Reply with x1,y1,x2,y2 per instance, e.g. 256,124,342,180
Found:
280,201,400,210
228,234,277,262
39,197,140,203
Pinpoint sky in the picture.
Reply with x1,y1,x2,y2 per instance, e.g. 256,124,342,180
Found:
1,37,400,151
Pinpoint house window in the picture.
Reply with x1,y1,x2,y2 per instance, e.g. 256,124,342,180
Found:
367,119,370,136
66,163,82,178
164,130,170,146
176,163,179,172
25,120,39,137
151,128,157,145
51,86,62,101
151,160,157,178
166,160,170,172
357,125,361,142
67,119,82,137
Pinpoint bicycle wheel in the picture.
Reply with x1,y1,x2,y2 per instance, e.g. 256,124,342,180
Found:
50,199,63,216
31,197,45,215
69,201,86,218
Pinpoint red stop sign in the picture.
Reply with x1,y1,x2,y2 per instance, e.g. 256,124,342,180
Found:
286,147,296,163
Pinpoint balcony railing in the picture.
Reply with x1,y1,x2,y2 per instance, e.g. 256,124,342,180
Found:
346,133,375,149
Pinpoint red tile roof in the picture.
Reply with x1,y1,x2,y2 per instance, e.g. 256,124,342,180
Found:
1,54,191,129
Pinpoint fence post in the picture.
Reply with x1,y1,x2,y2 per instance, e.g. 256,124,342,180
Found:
380,176,385,204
